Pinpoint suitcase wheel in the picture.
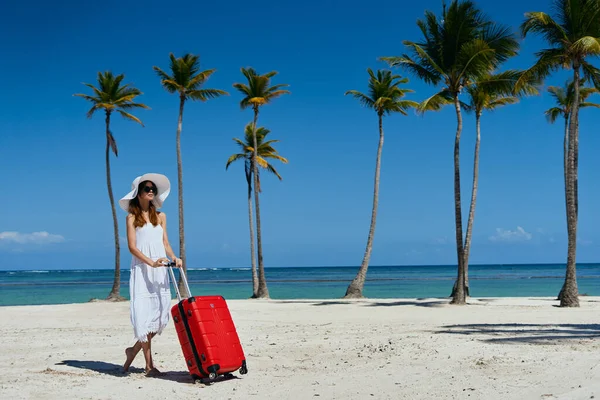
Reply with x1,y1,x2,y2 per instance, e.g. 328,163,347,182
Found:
208,372,217,381
240,360,248,375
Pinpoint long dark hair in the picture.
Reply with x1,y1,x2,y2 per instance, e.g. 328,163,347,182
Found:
128,180,160,228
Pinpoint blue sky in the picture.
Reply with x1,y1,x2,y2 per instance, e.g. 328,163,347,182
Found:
1,0,599,270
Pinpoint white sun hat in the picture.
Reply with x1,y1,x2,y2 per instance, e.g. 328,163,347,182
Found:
119,173,171,212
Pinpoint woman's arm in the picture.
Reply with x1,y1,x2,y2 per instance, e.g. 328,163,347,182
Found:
160,213,182,267
127,215,166,267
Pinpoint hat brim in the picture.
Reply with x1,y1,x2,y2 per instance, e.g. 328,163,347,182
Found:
119,173,171,212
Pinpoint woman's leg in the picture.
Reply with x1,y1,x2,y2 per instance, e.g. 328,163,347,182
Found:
124,333,157,372
141,333,159,374
141,337,152,371
124,342,142,371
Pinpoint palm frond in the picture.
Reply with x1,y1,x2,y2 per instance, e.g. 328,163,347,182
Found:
418,90,454,113
73,93,100,103
384,0,519,97
155,53,225,100
579,101,600,109
520,11,568,44
187,68,217,89
264,89,291,101
107,131,118,156
83,83,104,98
255,156,269,168
380,54,441,86
265,163,283,180
85,104,101,119
225,153,246,169
233,67,290,110
456,39,497,84
516,48,566,91
344,90,375,109
487,96,518,109
262,153,288,164
347,69,417,116
544,106,564,123
117,110,144,126
547,85,567,105
581,61,600,89
227,121,287,184
571,36,600,55
188,88,229,102
116,102,151,110
75,71,148,126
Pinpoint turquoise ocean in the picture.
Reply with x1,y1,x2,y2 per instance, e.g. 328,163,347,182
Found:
1,263,600,306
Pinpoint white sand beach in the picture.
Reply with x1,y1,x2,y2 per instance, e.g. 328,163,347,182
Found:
1,297,600,400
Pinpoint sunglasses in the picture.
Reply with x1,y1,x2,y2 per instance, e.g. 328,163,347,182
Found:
143,185,158,194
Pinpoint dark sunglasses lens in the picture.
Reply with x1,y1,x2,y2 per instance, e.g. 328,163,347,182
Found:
144,186,157,193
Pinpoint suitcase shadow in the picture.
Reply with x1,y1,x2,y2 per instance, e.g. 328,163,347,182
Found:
152,371,241,385
56,360,240,385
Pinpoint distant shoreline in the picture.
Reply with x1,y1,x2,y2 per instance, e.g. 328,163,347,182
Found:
2,261,600,272
3,264,599,306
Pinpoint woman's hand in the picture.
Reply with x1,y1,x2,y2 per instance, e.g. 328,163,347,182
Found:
151,258,169,268
174,257,183,268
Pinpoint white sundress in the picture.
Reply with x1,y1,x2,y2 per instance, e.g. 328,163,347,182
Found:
129,221,172,342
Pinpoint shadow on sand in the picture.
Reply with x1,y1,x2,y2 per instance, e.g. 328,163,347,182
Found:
55,360,141,377
434,323,600,344
56,360,240,384
271,298,452,308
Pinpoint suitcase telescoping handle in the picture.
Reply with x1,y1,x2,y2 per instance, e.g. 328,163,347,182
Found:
166,262,192,302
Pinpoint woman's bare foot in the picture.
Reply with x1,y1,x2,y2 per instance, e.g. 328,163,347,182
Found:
145,367,163,377
123,347,136,371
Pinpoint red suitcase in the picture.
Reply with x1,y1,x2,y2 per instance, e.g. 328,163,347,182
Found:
168,264,248,382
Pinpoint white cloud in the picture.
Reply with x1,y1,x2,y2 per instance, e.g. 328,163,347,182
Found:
489,226,532,242
0,231,65,245
434,236,449,245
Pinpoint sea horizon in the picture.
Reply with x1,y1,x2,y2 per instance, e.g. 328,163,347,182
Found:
2,263,600,307
3,261,600,273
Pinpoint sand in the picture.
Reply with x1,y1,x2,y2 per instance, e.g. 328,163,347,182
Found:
1,296,600,400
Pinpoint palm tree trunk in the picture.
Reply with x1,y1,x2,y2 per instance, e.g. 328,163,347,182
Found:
450,95,466,305
246,164,258,297
105,112,123,301
176,96,188,298
461,111,482,297
344,114,384,299
557,114,569,301
251,109,269,298
561,64,580,308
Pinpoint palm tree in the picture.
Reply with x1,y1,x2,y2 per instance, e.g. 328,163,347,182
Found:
74,71,149,300
232,68,290,299
342,68,418,299
545,79,600,299
381,0,519,304
226,123,288,298
454,71,536,297
153,53,228,297
520,0,600,307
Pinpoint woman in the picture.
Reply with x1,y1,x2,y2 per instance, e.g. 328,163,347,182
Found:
118,173,183,376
